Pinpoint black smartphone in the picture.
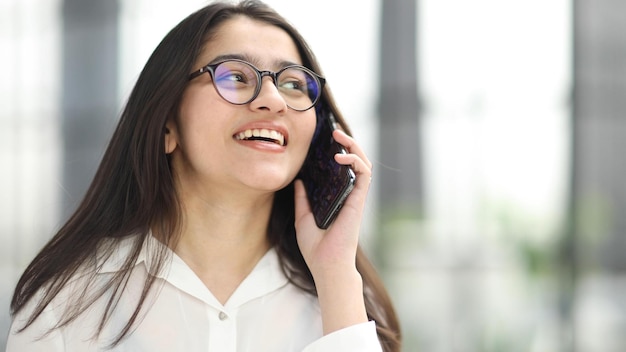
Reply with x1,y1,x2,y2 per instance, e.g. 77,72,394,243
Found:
299,108,356,229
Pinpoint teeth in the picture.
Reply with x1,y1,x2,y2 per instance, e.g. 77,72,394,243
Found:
235,128,285,146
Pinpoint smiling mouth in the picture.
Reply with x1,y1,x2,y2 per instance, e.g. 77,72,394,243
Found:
235,128,286,146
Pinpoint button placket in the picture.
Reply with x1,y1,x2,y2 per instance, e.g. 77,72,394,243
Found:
218,311,228,321
207,308,236,351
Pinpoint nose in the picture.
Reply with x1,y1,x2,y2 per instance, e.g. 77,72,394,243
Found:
249,76,288,113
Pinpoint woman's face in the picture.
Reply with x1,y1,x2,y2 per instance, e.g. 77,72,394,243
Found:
167,16,317,198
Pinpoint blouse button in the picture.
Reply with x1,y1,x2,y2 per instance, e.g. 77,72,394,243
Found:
218,311,228,321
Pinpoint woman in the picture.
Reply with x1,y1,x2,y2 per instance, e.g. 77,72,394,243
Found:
7,1,401,351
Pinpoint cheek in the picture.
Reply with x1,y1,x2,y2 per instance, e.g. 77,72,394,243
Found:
294,112,317,162
178,83,224,125
304,119,316,146
299,110,317,141
177,93,224,147
306,109,318,138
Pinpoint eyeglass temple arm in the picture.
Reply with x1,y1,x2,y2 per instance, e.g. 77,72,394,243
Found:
188,66,208,80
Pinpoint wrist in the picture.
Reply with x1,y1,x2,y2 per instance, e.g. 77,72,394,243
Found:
314,268,368,335
312,266,362,289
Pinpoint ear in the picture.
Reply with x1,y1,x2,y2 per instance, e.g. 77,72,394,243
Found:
164,119,178,154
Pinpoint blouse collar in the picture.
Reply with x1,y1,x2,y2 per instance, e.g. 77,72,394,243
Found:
96,233,290,310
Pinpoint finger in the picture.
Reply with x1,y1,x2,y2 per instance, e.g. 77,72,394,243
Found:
334,153,372,188
334,152,370,174
332,130,373,170
331,130,373,185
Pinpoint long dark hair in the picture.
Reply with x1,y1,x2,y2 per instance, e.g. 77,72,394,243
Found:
11,1,401,350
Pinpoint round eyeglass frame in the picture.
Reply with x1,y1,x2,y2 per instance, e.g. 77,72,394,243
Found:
188,59,326,112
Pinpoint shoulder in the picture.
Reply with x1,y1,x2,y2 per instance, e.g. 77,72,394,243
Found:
11,233,144,313
7,284,67,350
7,234,150,349
95,233,147,273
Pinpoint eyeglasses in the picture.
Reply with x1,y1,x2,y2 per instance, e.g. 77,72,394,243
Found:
188,59,325,112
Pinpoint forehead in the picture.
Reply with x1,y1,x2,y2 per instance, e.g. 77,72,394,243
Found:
197,16,303,69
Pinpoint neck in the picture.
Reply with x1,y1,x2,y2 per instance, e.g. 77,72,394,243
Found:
173,189,275,304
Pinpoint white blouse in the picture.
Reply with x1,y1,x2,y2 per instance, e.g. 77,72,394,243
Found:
7,235,382,351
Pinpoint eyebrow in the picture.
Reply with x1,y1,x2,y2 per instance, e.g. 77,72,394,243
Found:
207,53,301,69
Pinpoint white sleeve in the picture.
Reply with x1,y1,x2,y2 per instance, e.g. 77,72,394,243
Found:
302,321,383,352
5,298,65,352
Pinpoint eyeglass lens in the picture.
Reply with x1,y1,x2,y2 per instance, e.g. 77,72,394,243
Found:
212,61,321,111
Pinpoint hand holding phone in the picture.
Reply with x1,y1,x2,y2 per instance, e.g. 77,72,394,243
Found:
298,110,356,229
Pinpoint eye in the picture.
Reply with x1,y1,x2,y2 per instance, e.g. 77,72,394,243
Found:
278,68,314,94
279,78,306,92
216,71,249,84
213,62,258,89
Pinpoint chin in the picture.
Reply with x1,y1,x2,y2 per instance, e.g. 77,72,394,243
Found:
247,174,295,192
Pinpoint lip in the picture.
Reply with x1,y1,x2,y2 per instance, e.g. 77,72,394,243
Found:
233,121,289,149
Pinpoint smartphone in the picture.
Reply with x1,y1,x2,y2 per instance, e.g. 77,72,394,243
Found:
299,108,356,229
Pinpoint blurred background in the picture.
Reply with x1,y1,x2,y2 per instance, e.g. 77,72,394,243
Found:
1,0,625,351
